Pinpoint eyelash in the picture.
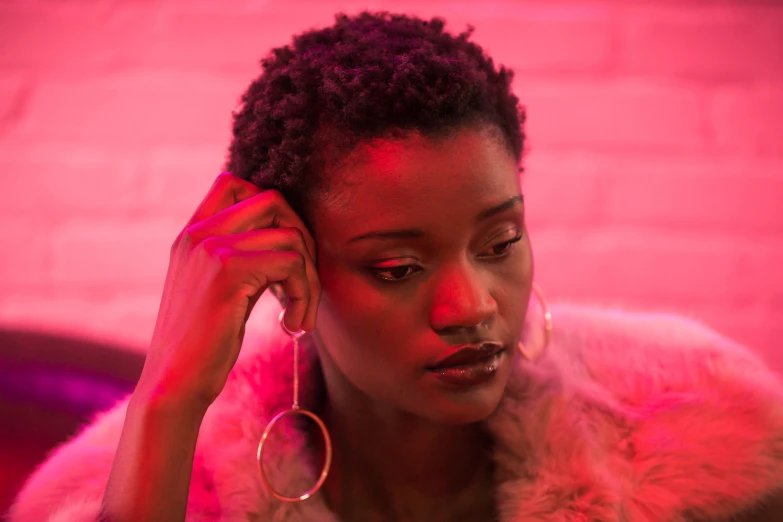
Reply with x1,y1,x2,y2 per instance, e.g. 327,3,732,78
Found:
369,234,524,283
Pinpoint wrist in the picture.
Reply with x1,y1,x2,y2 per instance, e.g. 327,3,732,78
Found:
130,377,211,424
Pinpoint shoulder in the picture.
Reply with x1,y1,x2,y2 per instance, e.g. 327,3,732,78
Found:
10,394,226,522
8,398,130,521
546,303,783,519
547,303,783,405
8,295,297,522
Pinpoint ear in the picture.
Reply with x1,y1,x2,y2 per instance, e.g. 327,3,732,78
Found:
268,283,287,308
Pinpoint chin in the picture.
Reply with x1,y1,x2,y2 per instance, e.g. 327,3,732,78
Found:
417,364,513,426
435,389,507,425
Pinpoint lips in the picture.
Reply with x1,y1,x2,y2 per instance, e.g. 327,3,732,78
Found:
428,342,504,369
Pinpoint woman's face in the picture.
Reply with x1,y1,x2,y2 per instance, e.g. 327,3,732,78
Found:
308,125,533,425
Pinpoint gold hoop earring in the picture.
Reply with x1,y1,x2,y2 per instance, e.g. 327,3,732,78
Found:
256,310,333,502
517,282,553,360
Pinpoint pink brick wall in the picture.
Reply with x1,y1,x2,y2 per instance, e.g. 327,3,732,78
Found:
1,1,781,372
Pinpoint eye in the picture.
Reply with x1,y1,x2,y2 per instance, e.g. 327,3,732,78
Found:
369,235,523,283
481,234,523,258
370,264,422,283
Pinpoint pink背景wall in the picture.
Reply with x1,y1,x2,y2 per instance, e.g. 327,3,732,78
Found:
0,0,781,373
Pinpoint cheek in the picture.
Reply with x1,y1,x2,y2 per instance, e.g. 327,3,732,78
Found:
510,233,534,287
498,235,534,334
314,255,411,370
317,256,379,333
315,266,421,407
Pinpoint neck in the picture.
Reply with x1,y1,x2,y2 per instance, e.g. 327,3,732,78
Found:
310,338,496,521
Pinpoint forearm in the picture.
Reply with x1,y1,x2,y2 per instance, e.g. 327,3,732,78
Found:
100,389,207,522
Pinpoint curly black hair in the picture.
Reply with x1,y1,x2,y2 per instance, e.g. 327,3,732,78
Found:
225,11,525,228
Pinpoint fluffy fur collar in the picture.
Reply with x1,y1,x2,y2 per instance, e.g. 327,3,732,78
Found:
10,294,783,521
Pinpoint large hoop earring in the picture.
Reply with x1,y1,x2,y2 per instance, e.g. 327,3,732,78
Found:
256,310,333,502
518,282,553,360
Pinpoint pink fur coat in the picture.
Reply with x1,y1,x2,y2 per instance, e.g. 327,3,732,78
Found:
9,294,783,521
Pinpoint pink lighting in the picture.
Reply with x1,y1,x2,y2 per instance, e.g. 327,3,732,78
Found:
1,1,780,372
1,3,782,519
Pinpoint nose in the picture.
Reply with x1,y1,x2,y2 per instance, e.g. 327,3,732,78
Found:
429,260,498,332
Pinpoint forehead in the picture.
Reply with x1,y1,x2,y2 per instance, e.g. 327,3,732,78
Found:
313,126,520,233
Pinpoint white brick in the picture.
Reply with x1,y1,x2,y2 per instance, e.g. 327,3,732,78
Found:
618,4,783,80
515,78,707,153
0,217,50,289
601,156,783,231
523,151,605,228
140,144,228,219
8,70,242,145
709,83,783,156
0,2,153,69
0,73,30,131
0,292,161,350
48,218,179,288
0,141,144,216
531,228,781,305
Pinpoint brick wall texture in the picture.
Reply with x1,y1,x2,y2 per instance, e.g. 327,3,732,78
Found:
1,0,781,373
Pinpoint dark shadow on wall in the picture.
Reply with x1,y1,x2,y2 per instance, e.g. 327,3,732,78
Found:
0,329,144,517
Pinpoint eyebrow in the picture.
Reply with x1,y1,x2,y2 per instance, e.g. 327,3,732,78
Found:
346,194,524,244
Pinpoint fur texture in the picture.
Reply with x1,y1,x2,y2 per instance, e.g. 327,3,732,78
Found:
9,294,783,521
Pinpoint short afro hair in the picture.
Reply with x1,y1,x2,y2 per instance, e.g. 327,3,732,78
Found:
225,11,526,226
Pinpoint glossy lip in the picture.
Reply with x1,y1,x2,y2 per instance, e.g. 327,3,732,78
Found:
428,342,504,370
428,350,506,387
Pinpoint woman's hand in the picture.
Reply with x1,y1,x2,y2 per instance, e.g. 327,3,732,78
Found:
101,173,321,522
137,172,321,410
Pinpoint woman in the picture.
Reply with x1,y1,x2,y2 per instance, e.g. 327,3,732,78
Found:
9,11,783,522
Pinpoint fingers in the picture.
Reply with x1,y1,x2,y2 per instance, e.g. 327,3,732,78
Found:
183,189,318,264
185,172,262,228
202,228,321,331
204,245,312,333
179,172,320,331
